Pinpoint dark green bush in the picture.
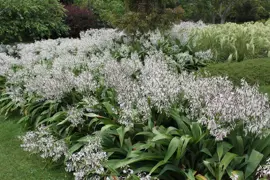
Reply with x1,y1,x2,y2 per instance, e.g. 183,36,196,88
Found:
116,9,183,34
89,0,126,27
0,0,69,44
116,0,183,34
89,0,183,34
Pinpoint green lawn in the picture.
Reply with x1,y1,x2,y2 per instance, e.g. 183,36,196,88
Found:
0,116,72,180
203,58,270,95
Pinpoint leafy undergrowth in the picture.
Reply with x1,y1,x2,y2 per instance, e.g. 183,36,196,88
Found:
203,58,270,95
0,116,72,180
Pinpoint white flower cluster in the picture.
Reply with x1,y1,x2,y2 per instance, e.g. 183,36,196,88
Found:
170,20,207,46
0,53,16,76
182,75,270,140
66,106,85,126
116,166,157,180
1,27,268,139
195,49,213,60
19,126,67,161
256,158,270,180
103,51,183,127
65,135,107,180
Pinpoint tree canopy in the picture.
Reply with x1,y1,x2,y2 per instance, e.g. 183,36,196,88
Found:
180,0,270,23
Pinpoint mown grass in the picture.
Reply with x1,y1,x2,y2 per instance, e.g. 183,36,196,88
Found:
202,58,270,95
0,116,72,180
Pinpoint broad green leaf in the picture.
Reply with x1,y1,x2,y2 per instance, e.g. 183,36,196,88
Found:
201,148,212,157
164,137,180,162
176,135,191,161
68,143,83,155
105,148,126,154
132,142,153,151
217,143,224,161
191,122,202,142
203,160,215,177
152,134,171,142
252,135,270,152
150,160,166,174
103,102,115,116
87,117,100,128
170,110,190,134
57,119,68,126
133,166,154,174
185,169,196,180
245,150,264,178
152,127,161,135
158,164,185,177
117,126,128,147
218,152,237,180
101,124,118,133
107,153,163,169
166,127,178,134
148,118,154,129
222,142,233,155
84,113,103,118
77,135,94,143
235,136,244,155
136,132,154,137
48,111,66,123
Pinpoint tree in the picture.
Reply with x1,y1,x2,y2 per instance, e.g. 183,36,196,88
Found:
180,0,270,23
232,0,270,22
117,0,183,33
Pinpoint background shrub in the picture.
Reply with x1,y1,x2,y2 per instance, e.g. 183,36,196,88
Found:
0,0,69,44
64,5,99,37
89,0,126,27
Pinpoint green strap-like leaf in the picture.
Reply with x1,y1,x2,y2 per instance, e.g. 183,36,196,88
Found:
203,160,215,177
150,160,167,175
217,143,224,162
164,137,181,162
245,149,264,178
218,152,237,180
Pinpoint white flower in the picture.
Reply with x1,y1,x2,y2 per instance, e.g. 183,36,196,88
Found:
19,126,67,161
65,135,107,180
256,158,270,180
66,106,85,126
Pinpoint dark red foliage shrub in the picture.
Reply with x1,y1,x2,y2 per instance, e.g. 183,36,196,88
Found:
64,5,99,37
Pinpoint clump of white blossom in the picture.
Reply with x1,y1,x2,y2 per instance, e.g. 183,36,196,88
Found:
103,54,148,127
66,106,85,126
182,75,270,140
256,158,270,179
115,166,158,180
65,135,107,180
19,126,67,161
0,53,16,76
195,49,213,60
103,51,183,127
170,20,207,46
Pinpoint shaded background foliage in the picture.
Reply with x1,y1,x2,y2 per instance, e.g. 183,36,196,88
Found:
0,0,69,44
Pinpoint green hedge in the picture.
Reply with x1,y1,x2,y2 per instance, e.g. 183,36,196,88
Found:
0,0,69,44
